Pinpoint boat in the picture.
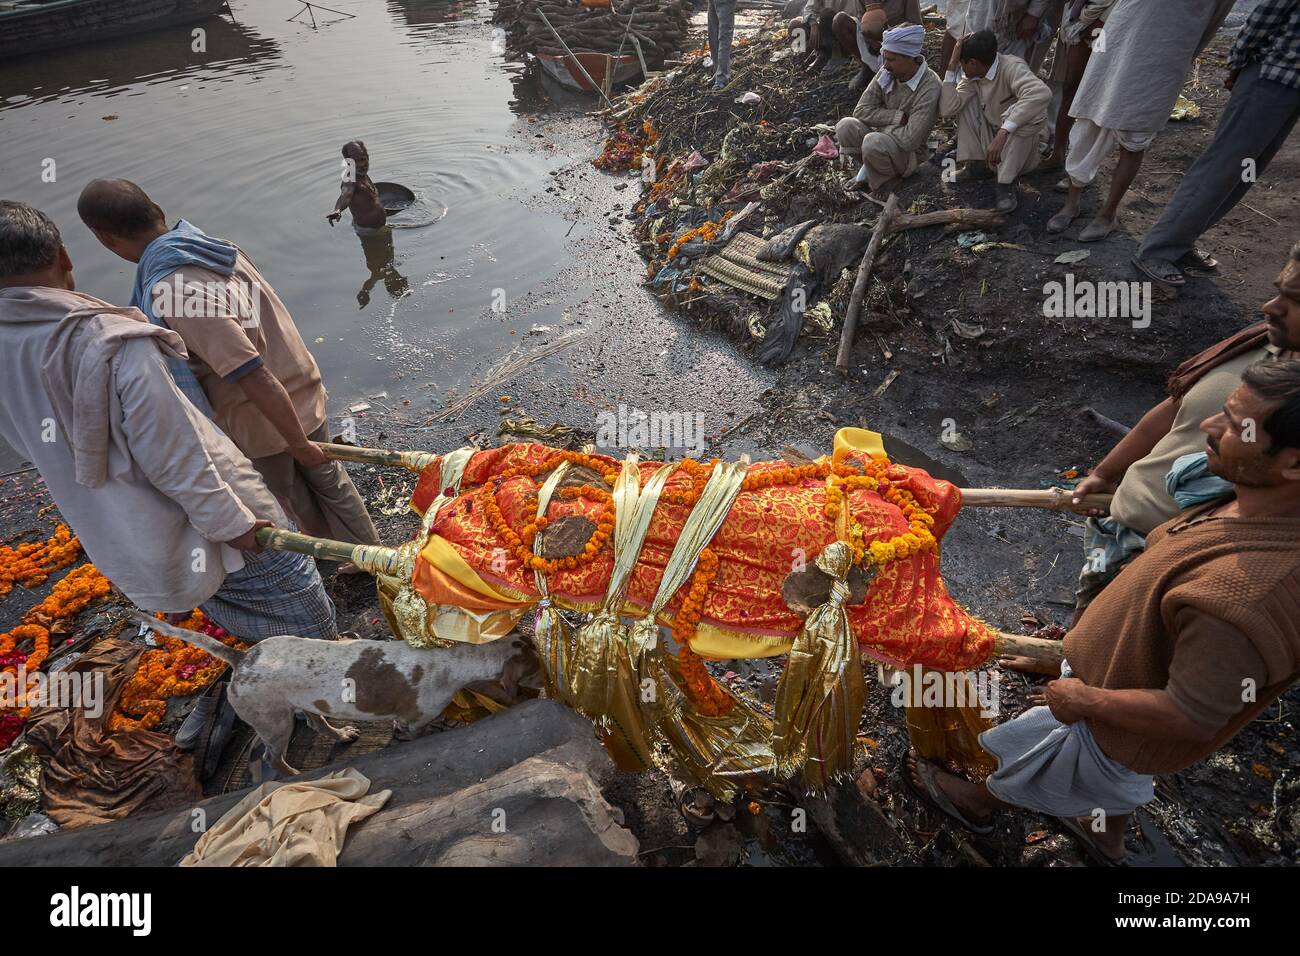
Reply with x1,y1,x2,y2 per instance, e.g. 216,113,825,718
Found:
535,50,641,93
0,0,228,60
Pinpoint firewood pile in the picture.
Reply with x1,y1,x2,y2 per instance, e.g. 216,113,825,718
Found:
494,0,693,67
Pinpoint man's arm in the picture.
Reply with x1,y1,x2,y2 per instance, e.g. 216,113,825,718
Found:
853,77,902,127
1072,397,1181,502
1227,0,1289,76
165,269,327,468
328,183,355,224
1043,682,1216,741
889,75,941,153
113,338,261,546
235,364,328,467
1002,58,1052,128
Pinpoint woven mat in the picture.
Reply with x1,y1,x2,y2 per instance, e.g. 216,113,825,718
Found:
697,233,791,300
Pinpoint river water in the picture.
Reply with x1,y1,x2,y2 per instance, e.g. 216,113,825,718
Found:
0,0,638,468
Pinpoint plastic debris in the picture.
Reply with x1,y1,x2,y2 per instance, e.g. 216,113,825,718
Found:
1054,250,1091,264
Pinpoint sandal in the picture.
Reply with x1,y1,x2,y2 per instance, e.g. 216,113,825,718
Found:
1057,815,1127,866
1131,255,1185,287
1178,248,1219,275
903,751,994,835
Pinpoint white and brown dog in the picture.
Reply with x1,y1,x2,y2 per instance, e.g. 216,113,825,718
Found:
128,610,531,777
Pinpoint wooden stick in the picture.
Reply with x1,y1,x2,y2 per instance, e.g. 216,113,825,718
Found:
837,193,899,373
959,487,1112,511
888,207,1006,234
992,631,1064,668
255,527,406,576
317,442,437,474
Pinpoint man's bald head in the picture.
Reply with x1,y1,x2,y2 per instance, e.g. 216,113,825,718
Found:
861,5,889,43
77,178,165,239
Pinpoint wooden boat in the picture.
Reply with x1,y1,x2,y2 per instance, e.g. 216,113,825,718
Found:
535,50,641,92
0,0,227,60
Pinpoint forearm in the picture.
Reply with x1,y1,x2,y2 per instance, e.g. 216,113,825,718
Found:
238,365,315,455
1092,398,1179,480
1081,686,1214,742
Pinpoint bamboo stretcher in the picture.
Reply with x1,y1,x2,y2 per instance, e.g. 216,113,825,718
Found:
253,442,1105,670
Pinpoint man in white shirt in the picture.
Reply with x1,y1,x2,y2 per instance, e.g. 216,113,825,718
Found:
939,28,1052,212
0,201,337,643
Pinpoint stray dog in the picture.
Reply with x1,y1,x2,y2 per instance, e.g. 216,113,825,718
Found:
128,610,531,777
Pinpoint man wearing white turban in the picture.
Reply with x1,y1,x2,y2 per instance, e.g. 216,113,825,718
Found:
939,28,1052,212
834,23,942,199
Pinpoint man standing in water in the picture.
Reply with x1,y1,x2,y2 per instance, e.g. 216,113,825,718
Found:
327,140,388,234
76,179,380,568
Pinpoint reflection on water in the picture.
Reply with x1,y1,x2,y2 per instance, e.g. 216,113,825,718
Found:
0,16,283,109
0,0,586,474
357,228,411,308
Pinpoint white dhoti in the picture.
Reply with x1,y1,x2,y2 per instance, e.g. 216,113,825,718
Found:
1064,117,1157,187
835,117,919,190
954,97,1044,184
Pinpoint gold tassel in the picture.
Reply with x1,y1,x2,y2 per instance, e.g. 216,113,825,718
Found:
771,541,868,792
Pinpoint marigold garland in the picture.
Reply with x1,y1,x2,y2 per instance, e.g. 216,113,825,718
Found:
665,211,733,261
670,548,733,716
1,557,111,730
0,524,81,599
109,611,248,732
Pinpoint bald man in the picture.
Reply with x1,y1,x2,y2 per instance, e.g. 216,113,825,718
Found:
834,4,891,91
77,178,380,564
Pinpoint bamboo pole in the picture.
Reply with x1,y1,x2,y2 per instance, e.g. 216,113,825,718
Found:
316,442,436,473
315,441,1113,515
993,631,1064,669
959,487,1112,512
837,193,899,373
254,527,405,576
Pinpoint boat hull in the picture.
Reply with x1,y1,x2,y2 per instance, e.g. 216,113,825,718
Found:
0,0,227,60
535,51,641,92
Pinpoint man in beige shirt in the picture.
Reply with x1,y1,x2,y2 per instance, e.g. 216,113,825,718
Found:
77,179,379,566
938,29,1051,212
835,23,942,198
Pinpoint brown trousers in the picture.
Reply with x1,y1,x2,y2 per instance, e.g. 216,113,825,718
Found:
251,423,380,545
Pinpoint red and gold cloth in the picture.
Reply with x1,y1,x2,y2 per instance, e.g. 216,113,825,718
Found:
409,443,996,672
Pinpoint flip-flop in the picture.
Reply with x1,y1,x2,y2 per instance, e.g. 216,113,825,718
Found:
903,751,994,835
1057,815,1127,866
1131,255,1186,287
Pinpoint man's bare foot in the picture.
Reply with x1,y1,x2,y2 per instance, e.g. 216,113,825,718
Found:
905,749,996,832
336,562,366,575
997,654,1061,676
1059,814,1129,864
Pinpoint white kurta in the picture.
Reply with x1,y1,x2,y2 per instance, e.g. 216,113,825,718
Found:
0,286,287,612
1068,0,1235,134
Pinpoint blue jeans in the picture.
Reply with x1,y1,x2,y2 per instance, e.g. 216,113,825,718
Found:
708,0,736,84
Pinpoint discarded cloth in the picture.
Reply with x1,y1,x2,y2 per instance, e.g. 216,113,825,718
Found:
24,638,203,829
180,768,391,867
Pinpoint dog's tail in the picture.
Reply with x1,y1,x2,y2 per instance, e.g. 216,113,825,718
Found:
126,608,246,667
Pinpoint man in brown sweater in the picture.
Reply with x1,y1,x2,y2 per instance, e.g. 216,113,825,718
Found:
908,359,1300,863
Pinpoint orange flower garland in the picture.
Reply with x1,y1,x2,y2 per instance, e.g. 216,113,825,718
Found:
665,211,733,261
1,560,111,720
0,524,81,599
109,611,248,732
670,548,733,716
